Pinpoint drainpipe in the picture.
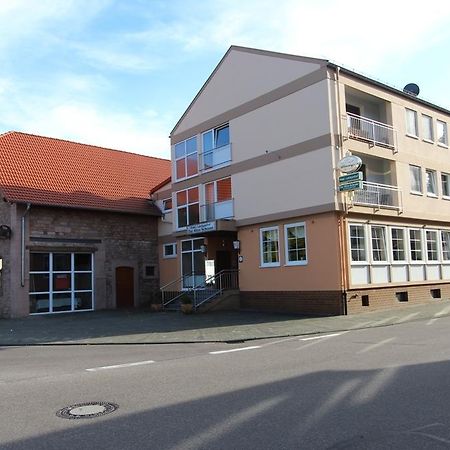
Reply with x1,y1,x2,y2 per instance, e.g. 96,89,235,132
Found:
335,66,349,315
21,203,31,287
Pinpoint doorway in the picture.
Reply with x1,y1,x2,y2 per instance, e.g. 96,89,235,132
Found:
181,238,205,289
116,267,134,308
215,250,232,273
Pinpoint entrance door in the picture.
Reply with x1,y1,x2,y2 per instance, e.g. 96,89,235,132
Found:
116,267,134,308
216,250,232,273
181,238,205,289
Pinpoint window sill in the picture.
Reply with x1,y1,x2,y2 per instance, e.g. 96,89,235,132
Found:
438,143,449,149
443,196,450,201
427,193,438,198
422,138,434,144
260,263,281,268
162,255,177,260
406,133,419,140
284,261,308,267
410,191,423,196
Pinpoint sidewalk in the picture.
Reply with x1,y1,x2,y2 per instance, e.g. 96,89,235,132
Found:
1,300,450,346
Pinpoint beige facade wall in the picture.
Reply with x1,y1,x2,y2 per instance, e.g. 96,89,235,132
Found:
237,212,342,292
159,244,179,287
174,48,322,135
335,72,450,222
233,149,335,222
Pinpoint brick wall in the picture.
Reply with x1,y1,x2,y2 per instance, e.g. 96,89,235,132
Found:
0,200,12,317
0,205,160,317
346,283,450,314
240,291,343,316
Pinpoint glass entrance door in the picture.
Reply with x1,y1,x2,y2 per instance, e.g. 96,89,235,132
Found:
181,238,205,289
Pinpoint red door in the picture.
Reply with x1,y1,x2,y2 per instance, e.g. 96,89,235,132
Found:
116,267,134,308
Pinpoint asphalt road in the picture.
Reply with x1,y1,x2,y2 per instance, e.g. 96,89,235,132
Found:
1,316,450,449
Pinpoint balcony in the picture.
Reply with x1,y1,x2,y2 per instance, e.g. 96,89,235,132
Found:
201,199,234,222
346,113,397,152
200,144,232,171
351,181,402,211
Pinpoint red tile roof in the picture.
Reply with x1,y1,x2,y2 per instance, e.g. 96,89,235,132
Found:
0,131,171,215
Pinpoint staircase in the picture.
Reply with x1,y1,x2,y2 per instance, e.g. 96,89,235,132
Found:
161,270,239,312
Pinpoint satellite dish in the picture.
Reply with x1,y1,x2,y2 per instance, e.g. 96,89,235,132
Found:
403,83,420,97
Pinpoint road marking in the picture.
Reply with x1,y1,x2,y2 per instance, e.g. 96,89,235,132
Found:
357,337,395,354
260,336,303,347
209,346,261,355
427,318,438,326
396,312,419,323
373,316,397,326
434,304,450,317
300,333,342,341
349,321,373,329
86,360,155,372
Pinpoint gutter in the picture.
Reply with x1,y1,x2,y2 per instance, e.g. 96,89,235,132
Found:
21,203,31,287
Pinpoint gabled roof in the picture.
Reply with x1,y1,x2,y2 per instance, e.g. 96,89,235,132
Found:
0,131,171,215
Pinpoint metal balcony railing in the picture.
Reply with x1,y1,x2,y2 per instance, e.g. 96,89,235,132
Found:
346,113,397,151
200,199,234,222
352,181,402,211
200,143,232,171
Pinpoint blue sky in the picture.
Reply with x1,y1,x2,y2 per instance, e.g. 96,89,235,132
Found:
1,0,449,158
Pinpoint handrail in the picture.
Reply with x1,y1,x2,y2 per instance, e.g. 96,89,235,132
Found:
161,272,195,308
352,181,402,211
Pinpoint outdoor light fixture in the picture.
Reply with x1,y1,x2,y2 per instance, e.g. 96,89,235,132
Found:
233,240,240,250
200,244,207,254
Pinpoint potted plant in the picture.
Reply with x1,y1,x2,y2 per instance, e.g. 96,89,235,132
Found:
180,293,194,314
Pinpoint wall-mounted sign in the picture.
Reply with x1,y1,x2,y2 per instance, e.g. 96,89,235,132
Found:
337,155,362,173
339,172,363,183
338,181,363,192
187,221,216,234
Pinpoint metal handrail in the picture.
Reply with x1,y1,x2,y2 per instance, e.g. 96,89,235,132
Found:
161,272,195,308
352,181,403,211
199,143,232,171
346,113,397,151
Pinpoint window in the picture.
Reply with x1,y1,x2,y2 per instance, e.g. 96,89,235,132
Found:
203,177,233,221
284,222,307,265
176,187,199,229
409,229,423,261
406,108,418,137
370,226,387,262
162,198,172,212
442,173,450,198
426,169,437,196
260,227,280,267
144,265,156,277
441,231,450,261
422,115,433,142
426,230,439,262
202,124,230,170
163,243,177,259
174,136,197,180
409,165,422,194
29,252,93,314
437,120,448,146
349,224,366,262
391,228,406,262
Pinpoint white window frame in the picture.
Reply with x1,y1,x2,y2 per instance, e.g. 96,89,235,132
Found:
437,120,448,147
408,228,424,263
370,225,388,264
406,108,419,138
441,230,450,261
162,197,172,213
390,227,407,264
409,165,423,195
175,186,200,230
284,222,308,266
349,223,368,265
422,114,434,143
260,226,280,268
441,173,450,199
425,169,438,197
174,136,198,181
163,243,177,259
29,252,94,315
425,229,439,263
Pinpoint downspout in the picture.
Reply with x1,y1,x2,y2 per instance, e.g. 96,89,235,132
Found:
21,203,31,287
335,66,349,315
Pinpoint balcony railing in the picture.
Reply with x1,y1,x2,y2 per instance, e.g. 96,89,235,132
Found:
351,181,402,211
200,143,232,171
201,199,234,222
346,113,397,151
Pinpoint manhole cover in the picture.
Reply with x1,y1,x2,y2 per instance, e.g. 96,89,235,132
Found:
56,402,118,419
